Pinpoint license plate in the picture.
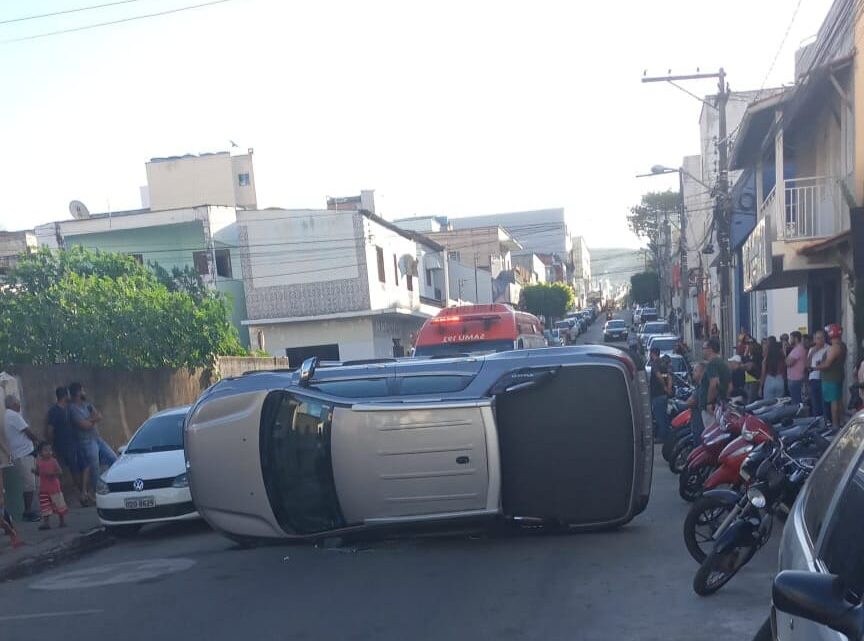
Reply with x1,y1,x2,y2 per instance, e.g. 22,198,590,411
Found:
124,496,155,509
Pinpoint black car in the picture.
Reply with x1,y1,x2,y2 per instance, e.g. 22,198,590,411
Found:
603,319,629,342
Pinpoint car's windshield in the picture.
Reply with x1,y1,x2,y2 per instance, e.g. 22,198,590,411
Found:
650,337,678,351
125,412,187,453
643,323,669,334
413,339,515,357
606,320,626,329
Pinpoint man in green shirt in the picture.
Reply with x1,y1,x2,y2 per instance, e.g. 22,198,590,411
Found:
694,337,730,443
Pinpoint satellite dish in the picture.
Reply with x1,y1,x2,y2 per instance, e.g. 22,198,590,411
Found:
398,254,418,277
69,200,91,220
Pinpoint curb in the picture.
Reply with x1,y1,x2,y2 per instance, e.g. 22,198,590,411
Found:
0,528,114,583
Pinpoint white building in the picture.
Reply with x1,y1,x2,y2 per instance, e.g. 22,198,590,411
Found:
240,198,448,363
143,150,257,210
571,236,591,308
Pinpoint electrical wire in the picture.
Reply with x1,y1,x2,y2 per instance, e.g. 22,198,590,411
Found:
0,0,241,45
0,0,149,25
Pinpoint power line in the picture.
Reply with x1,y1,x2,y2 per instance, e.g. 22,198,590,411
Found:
757,0,805,94
0,0,149,25
0,0,240,45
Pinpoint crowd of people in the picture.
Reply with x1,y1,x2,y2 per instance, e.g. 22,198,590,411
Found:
646,323,864,447
0,382,117,551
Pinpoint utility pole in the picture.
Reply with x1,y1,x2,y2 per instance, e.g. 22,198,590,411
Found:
678,168,688,343
714,69,734,358
642,67,733,355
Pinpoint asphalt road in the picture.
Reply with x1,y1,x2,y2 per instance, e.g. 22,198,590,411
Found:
0,314,778,641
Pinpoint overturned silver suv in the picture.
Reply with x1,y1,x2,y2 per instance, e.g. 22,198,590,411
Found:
184,346,653,542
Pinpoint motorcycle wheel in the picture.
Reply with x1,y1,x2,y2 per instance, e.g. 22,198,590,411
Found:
662,428,689,462
679,463,711,502
692,540,759,596
670,437,694,474
683,495,736,563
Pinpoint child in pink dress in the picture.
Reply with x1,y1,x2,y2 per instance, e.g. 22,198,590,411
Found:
34,443,68,530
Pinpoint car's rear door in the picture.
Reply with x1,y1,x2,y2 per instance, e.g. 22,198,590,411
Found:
330,400,498,524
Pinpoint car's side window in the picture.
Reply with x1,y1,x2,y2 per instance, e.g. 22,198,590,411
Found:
803,420,864,544
819,447,864,598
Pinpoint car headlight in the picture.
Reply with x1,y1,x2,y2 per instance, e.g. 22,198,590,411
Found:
172,473,189,488
747,487,766,508
95,477,110,495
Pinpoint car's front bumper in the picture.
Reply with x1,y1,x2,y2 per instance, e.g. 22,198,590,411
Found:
96,487,199,525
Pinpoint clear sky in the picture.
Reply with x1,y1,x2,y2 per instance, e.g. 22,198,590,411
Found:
0,0,836,249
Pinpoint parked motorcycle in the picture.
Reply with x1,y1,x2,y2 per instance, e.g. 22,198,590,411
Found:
691,433,824,595
678,409,744,501
682,415,828,563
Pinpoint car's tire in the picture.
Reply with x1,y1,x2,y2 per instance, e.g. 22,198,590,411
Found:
670,437,694,474
678,463,711,502
683,495,736,563
106,524,142,538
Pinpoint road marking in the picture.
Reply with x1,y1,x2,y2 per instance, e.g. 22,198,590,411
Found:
30,558,196,591
0,609,104,621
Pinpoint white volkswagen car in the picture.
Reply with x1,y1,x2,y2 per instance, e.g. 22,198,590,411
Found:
96,406,198,535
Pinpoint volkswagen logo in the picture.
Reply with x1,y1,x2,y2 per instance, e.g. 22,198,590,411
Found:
132,479,145,492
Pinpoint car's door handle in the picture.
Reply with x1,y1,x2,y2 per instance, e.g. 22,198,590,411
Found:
456,456,470,465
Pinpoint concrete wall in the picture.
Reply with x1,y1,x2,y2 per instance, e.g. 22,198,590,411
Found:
239,209,371,320
146,153,255,210
2,365,211,450
215,356,290,378
249,317,375,361
365,216,422,311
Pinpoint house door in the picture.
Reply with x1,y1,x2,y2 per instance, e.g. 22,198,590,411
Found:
809,269,841,332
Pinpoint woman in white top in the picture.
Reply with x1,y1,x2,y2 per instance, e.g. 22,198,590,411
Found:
807,329,830,417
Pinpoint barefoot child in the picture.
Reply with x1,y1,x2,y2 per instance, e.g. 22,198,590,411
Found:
33,442,68,530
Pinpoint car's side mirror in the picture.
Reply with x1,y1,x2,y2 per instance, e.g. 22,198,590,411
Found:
773,571,864,641
299,357,319,387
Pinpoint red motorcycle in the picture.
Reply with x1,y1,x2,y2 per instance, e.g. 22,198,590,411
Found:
683,408,818,563
678,407,743,501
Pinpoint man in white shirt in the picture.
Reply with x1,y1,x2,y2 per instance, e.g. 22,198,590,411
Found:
4,395,40,521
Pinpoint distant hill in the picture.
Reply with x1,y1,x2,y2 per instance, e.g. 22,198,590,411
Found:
590,247,646,287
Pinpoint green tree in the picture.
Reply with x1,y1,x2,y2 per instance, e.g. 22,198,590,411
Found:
0,246,244,368
627,190,679,268
630,271,660,305
521,282,575,324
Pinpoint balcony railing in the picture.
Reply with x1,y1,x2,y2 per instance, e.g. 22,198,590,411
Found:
759,177,842,241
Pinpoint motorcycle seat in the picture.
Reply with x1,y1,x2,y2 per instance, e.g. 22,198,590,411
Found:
778,418,825,443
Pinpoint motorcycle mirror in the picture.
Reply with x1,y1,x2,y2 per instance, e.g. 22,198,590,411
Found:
773,571,864,641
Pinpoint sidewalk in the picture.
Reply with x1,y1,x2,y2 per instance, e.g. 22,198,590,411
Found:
0,497,111,582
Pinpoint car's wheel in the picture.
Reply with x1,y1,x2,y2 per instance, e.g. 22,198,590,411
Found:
106,524,142,538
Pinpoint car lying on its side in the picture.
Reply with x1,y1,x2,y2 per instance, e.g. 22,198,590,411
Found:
185,346,654,543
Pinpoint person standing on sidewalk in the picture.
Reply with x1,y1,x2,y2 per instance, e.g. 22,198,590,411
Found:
807,330,829,417
816,324,848,430
45,386,83,499
33,442,68,530
648,348,671,442
785,331,807,405
0,413,22,549
69,382,117,503
4,395,40,522
762,338,786,401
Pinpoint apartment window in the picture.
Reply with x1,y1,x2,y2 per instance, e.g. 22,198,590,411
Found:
407,275,413,292
448,250,460,262
426,269,433,287
193,251,209,276
238,173,251,187
393,255,399,284
214,249,232,278
192,249,232,277
376,246,386,283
